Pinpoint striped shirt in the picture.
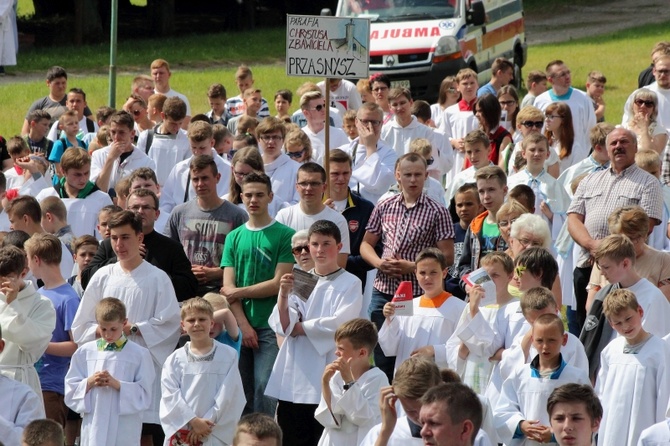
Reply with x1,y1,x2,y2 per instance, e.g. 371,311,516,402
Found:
225,96,270,119
367,192,454,295
568,163,663,266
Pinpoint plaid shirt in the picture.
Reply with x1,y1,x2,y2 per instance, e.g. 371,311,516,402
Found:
367,192,454,295
568,163,663,266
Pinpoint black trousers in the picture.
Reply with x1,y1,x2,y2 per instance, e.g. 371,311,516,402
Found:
277,400,324,446
573,265,593,331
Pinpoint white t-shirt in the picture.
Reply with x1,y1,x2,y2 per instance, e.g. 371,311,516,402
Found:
276,204,351,254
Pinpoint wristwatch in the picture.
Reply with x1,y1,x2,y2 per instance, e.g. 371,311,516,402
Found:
343,381,356,391
130,324,139,335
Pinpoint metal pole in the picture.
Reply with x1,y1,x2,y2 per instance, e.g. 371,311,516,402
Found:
324,80,330,200
108,0,118,107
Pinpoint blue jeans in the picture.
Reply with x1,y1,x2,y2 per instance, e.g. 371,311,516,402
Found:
369,288,396,383
239,327,279,415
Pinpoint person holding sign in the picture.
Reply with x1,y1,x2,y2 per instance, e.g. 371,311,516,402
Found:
378,248,464,375
300,91,349,165
265,220,362,446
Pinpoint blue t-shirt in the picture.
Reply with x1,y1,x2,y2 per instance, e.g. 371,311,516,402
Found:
477,83,497,97
37,283,80,395
214,330,242,357
48,137,87,163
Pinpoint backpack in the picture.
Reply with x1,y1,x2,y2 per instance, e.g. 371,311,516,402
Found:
579,282,617,383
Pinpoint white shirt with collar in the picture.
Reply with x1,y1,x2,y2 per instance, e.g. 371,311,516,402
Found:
342,137,398,204
90,145,156,192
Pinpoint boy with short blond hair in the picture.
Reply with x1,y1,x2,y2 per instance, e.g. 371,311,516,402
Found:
506,105,559,177
25,232,80,428
380,247,466,372
206,83,229,126
65,297,155,446
315,318,389,445
227,88,263,135
212,124,233,157
342,109,358,141
68,234,98,297
39,195,75,254
48,109,87,167
201,292,241,355
520,70,547,107
226,65,270,119
586,70,607,122
160,297,245,446
147,93,167,123
494,313,590,445
596,289,670,446
22,418,65,446
233,413,282,446
446,129,492,201
408,137,448,205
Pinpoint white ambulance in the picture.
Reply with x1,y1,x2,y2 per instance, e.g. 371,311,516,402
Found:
329,0,527,101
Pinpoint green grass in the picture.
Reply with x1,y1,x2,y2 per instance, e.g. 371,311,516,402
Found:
17,0,147,18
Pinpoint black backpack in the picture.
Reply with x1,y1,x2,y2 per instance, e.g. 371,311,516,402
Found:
579,282,617,383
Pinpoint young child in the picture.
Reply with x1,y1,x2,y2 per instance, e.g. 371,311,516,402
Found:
265,220,362,446
206,83,228,126
147,93,167,124
456,165,508,283
635,149,670,251
48,110,87,168
213,124,233,158
379,248,465,372
96,204,121,240
227,88,263,135
408,138,447,205
226,65,270,119
446,183,484,298
507,133,571,240
343,109,358,141
446,252,523,396
39,195,74,254
22,418,65,446
508,185,536,214
0,244,55,397
65,297,154,446
446,129,492,201
274,89,292,123
232,413,283,446
585,70,606,122
5,136,33,190
315,318,389,445
546,383,602,446
520,70,547,108
25,109,54,156
596,289,670,446
202,292,242,356
160,297,245,446
506,106,559,177
69,234,99,297
494,313,590,445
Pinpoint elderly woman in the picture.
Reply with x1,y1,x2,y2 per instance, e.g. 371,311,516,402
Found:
509,213,562,305
291,229,314,272
624,88,668,154
586,206,670,310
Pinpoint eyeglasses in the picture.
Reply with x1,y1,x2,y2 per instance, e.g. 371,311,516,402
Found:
292,245,309,255
129,204,156,212
297,181,324,189
634,99,655,107
545,114,562,120
309,104,325,112
655,69,670,76
372,86,389,92
498,218,518,228
517,237,543,248
259,135,283,142
234,170,250,178
446,88,458,94
499,100,516,106
286,149,306,159
552,69,571,79
515,265,526,277
358,119,382,127
522,121,544,129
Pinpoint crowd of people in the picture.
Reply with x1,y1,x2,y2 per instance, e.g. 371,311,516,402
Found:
1,40,670,446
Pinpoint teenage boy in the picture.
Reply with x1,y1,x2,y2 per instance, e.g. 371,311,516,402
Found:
456,165,508,286
446,129,493,201
91,111,156,194
227,88,263,135
494,313,590,445
257,117,301,204
265,220,362,446
161,120,231,218
136,96,191,186
442,68,480,184
25,233,80,428
150,58,191,128
0,322,45,446
47,88,98,141
315,318,389,446
0,244,56,397
160,298,245,446
39,196,75,254
72,211,181,444
446,183,484,298
165,155,248,295
596,289,670,446
276,162,351,268
69,234,98,298
546,383,602,446
520,70,547,107
300,91,349,164
206,83,229,126
477,58,514,97
5,136,36,190
25,109,54,156
66,297,155,446
379,248,465,372
37,148,113,238
221,173,295,416
6,195,75,279
233,413,283,446
585,70,606,122
507,133,571,239
226,65,270,119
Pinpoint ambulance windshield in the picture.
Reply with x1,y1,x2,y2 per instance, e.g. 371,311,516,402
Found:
337,0,459,21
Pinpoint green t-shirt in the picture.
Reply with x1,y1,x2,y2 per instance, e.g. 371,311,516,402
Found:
481,219,501,256
221,220,295,329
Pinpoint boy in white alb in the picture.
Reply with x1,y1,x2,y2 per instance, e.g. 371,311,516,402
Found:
446,130,494,202
315,318,389,446
257,117,300,204
65,297,154,446
507,134,571,241
265,220,362,446
494,313,590,446
557,122,612,197
505,106,560,178
160,298,245,446
596,289,670,446
71,211,181,444
379,248,465,372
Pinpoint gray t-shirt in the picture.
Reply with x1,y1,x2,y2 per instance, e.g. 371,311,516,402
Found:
164,199,249,293
26,96,92,125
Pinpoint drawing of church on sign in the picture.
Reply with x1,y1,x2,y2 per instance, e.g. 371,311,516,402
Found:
329,19,367,61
